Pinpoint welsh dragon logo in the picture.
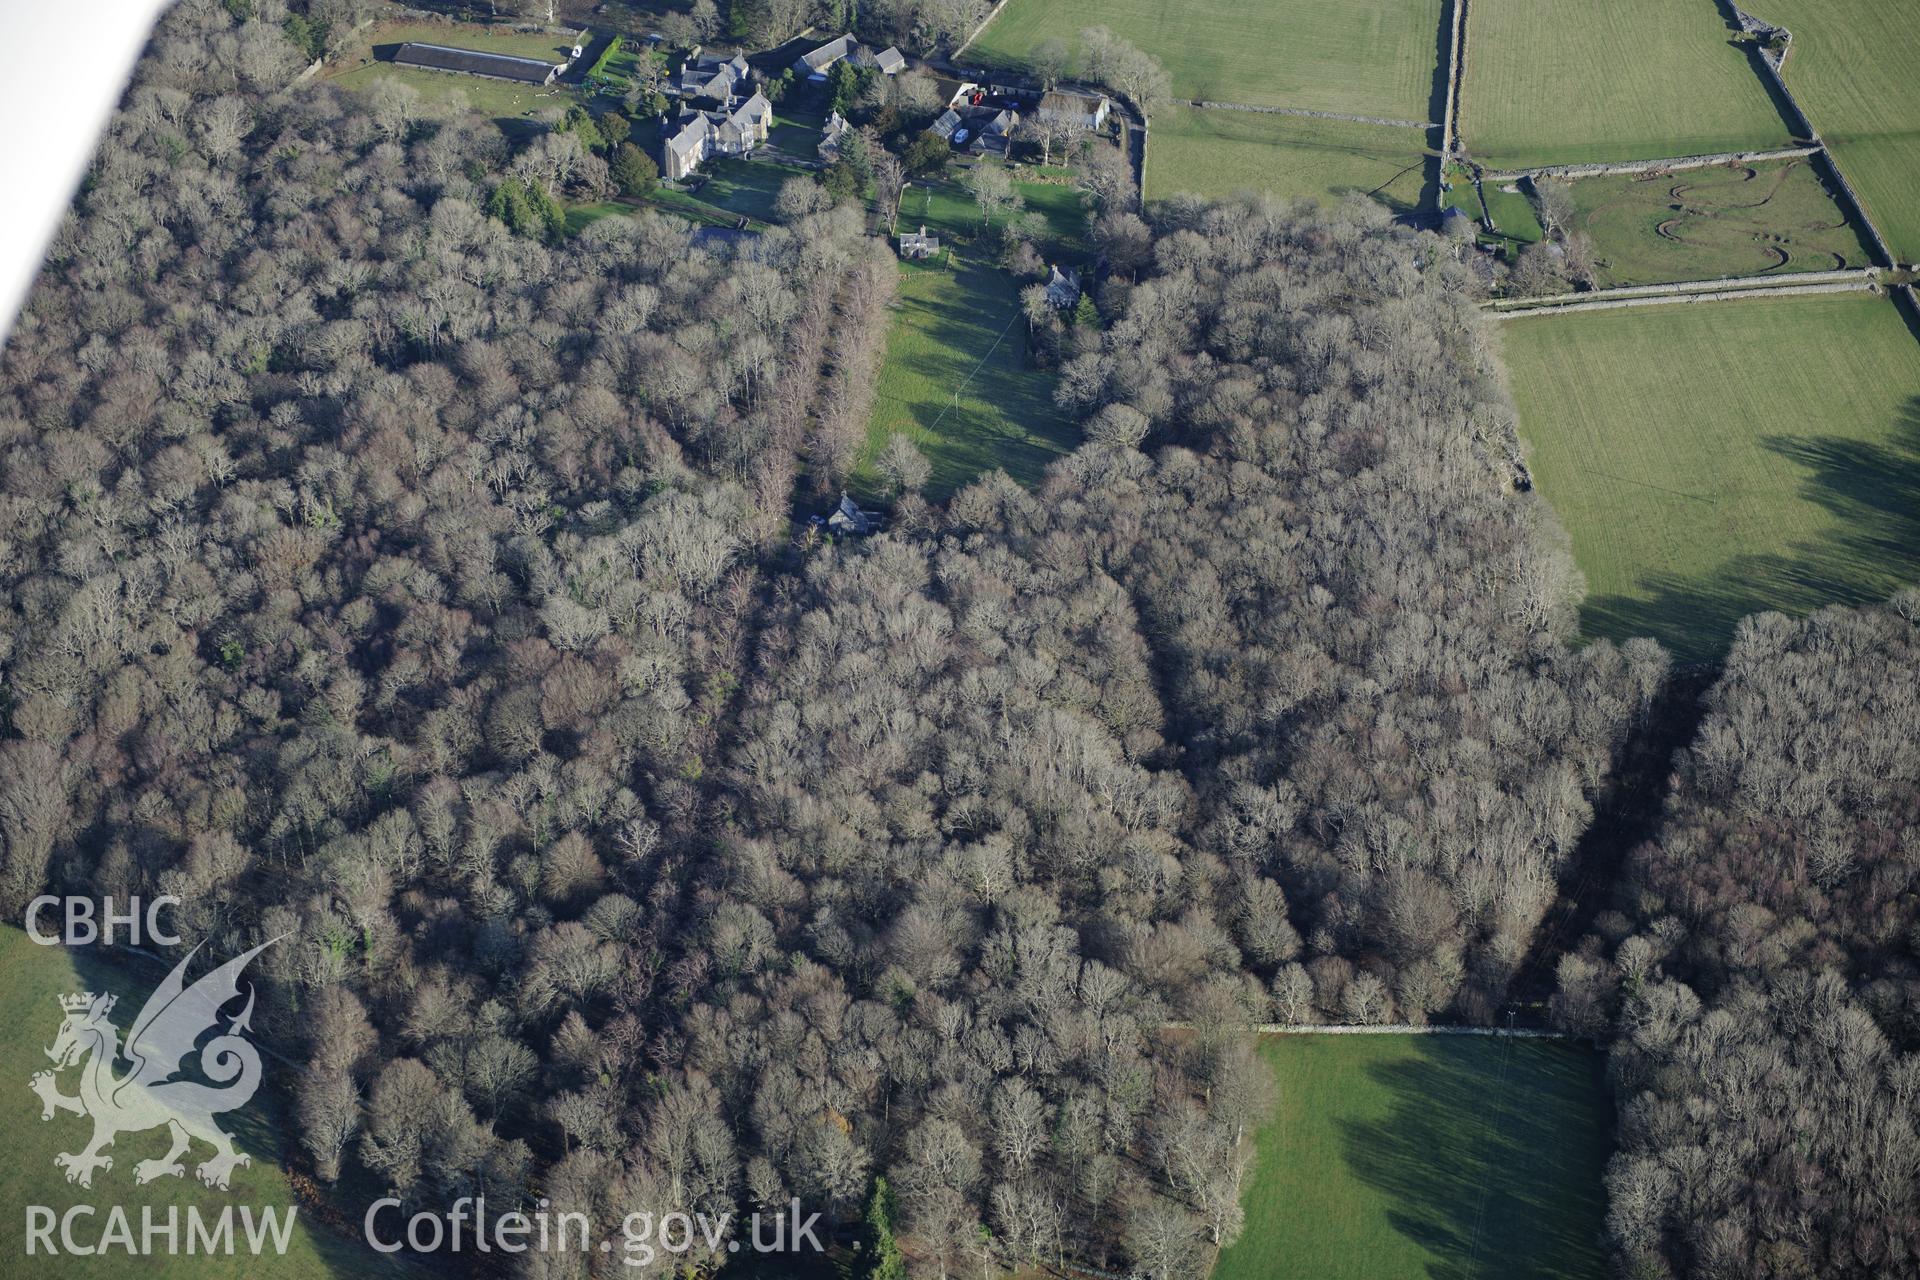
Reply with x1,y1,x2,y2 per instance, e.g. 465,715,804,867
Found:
28,939,279,1190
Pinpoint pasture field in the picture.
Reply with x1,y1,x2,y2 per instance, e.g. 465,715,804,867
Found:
1757,0,1920,261
1148,107,1428,212
858,174,1080,501
1449,178,1546,258
0,926,421,1279
362,18,581,63
328,60,575,123
1214,1034,1611,1280
1501,294,1920,662
324,18,583,124
964,0,1445,121
1462,0,1789,170
1567,157,1876,286
1483,182,1545,246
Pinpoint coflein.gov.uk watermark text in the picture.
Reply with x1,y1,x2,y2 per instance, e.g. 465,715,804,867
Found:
366,1196,826,1266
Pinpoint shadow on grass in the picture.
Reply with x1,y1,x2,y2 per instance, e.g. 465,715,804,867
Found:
1706,0,1814,141
695,158,810,222
1338,1038,1612,1280
1579,398,1920,662
861,249,1073,502
1420,0,1454,221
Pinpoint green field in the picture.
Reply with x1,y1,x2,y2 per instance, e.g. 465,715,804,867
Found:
1215,1035,1611,1280
1501,294,1920,661
1462,0,1790,170
1443,178,1542,260
1566,158,1875,286
1757,0,1920,262
364,19,581,62
327,60,576,122
0,927,416,1278
859,174,1079,500
684,156,814,222
1148,106,1428,211
964,0,1445,121
323,18,584,123
766,106,829,158
1483,181,1546,247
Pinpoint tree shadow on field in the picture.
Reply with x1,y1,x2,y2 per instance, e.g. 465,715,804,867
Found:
1338,1038,1612,1280
1418,0,1452,222
1579,397,1920,664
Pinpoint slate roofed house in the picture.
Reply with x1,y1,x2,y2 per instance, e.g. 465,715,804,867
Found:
392,42,562,85
661,91,772,181
970,107,1019,155
794,33,857,79
825,493,882,535
819,110,851,160
730,91,773,139
929,108,963,141
1038,89,1111,130
855,45,906,75
1045,264,1080,309
663,111,713,181
677,48,753,103
899,225,940,259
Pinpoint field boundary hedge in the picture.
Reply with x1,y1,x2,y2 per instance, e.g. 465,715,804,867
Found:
1481,143,1818,182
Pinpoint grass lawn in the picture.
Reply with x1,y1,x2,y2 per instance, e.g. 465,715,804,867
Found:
1462,0,1790,170
860,175,1077,501
1012,177,1091,255
901,162,1090,260
1444,179,1542,260
589,37,656,94
683,157,811,222
859,255,1074,501
326,60,577,125
964,0,1445,121
565,199,635,234
1756,0,1920,262
767,106,828,157
322,16,586,125
1483,181,1545,251
1566,157,1876,287
361,18,581,63
1148,106,1428,212
0,926,422,1278
1215,1035,1611,1280
1501,294,1920,661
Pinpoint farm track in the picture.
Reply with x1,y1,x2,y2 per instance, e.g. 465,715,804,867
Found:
1494,276,1875,315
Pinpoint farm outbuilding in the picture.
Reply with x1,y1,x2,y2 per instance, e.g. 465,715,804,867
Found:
1038,89,1111,130
392,42,562,85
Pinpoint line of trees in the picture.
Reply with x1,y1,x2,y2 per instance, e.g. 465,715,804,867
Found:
1561,600,1920,1279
